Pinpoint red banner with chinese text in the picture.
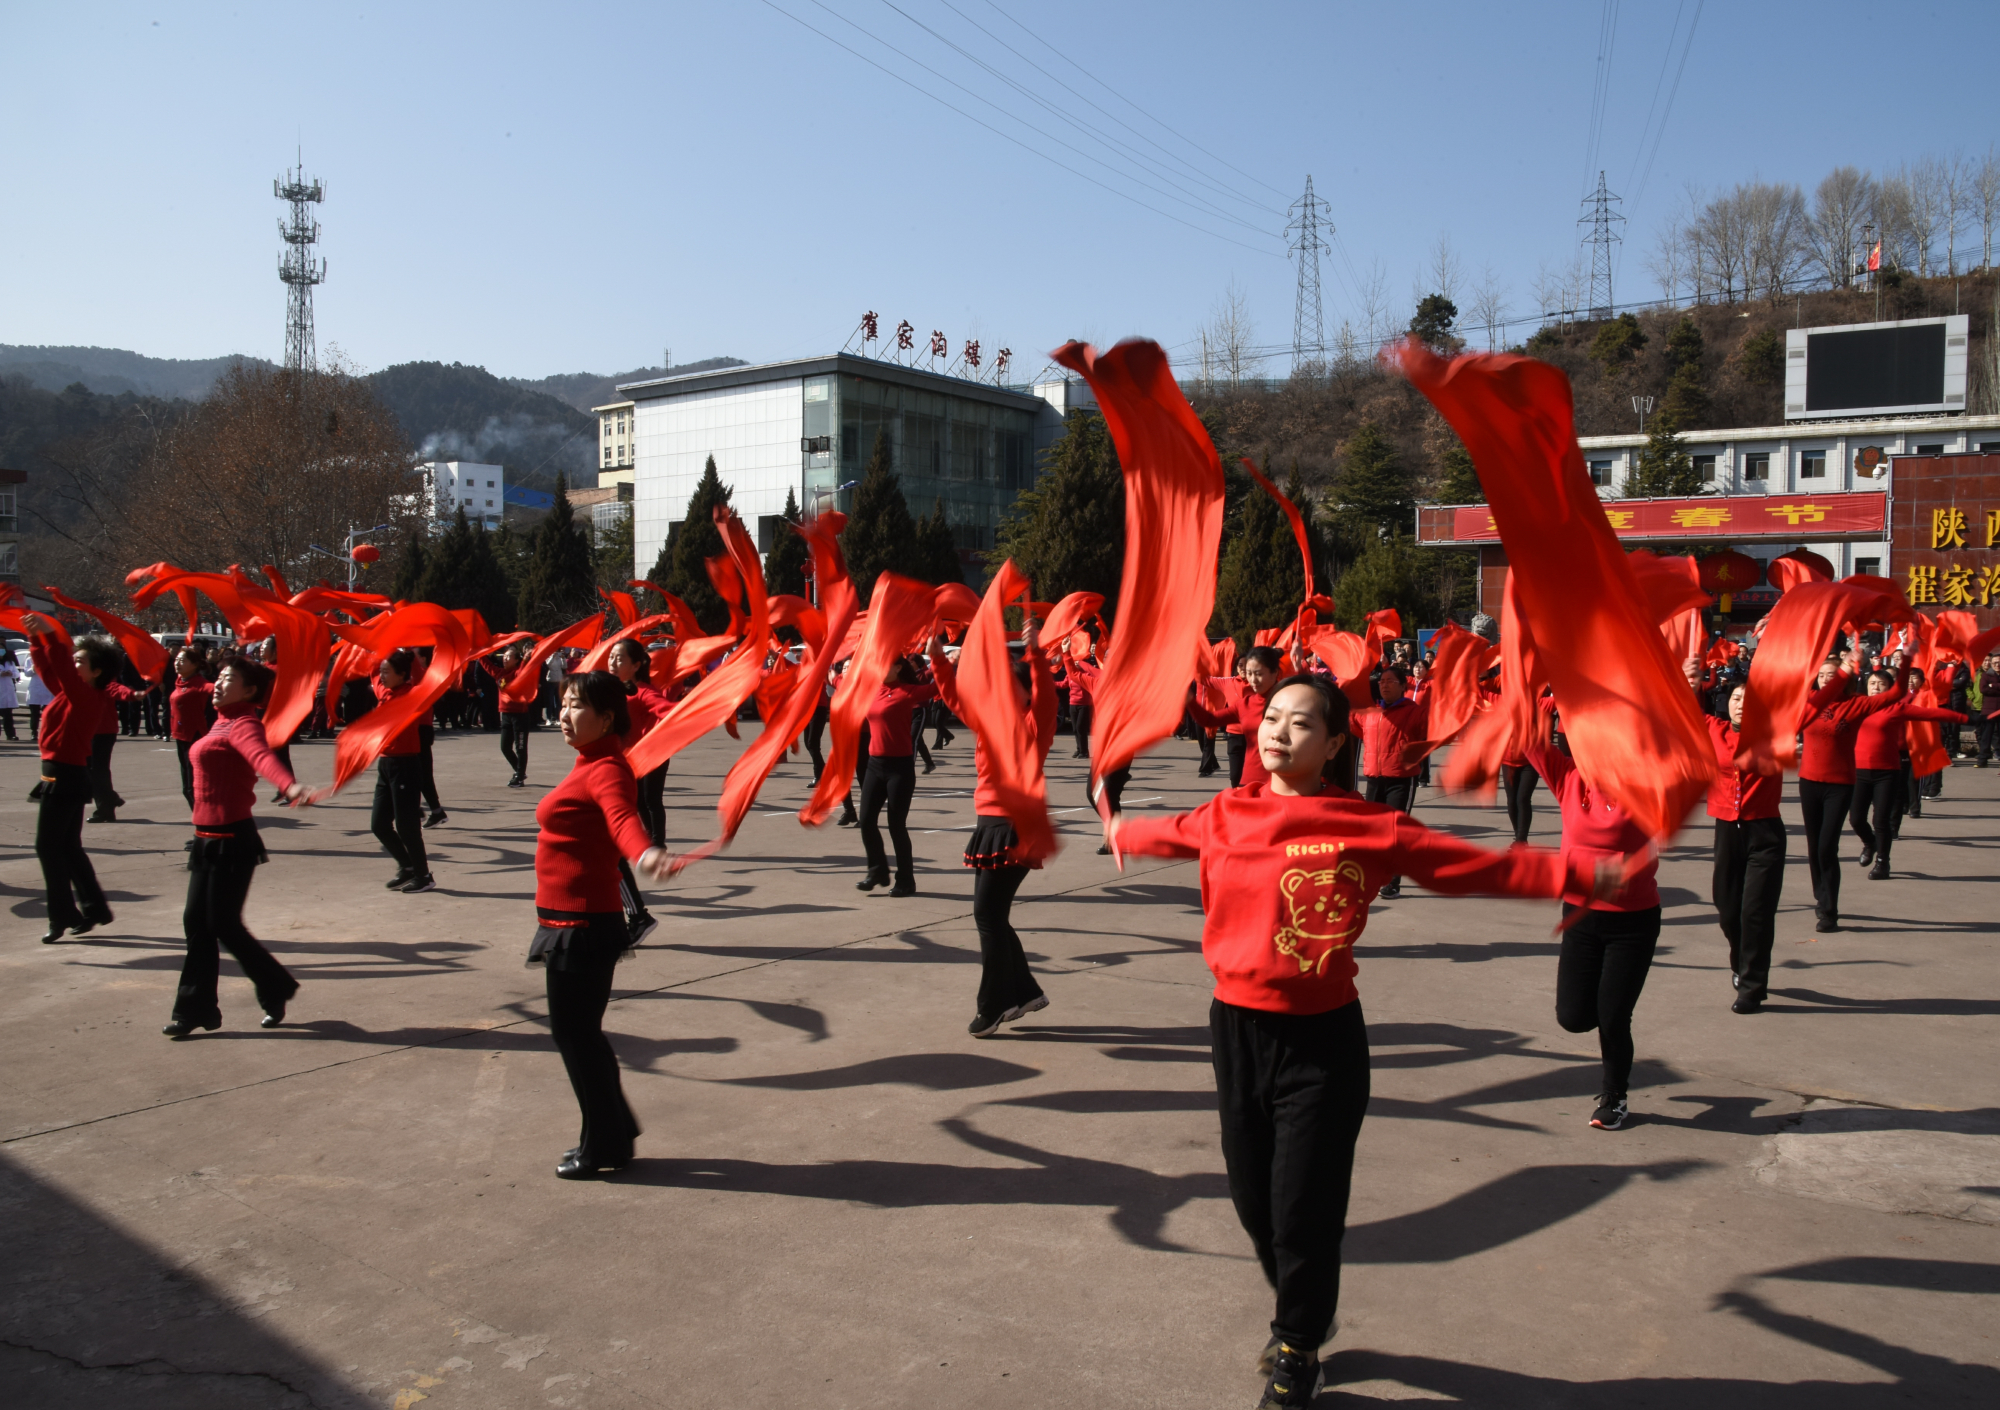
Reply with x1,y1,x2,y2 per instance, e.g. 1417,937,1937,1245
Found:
1428,492,1886,544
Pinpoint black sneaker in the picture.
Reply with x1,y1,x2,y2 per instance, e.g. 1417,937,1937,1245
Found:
400,873,437,894
423,808,448,828
385,868,415,890
968,1010,1005,1039
1378,882,1402,899
626,911,659,948
1256,1341,1321,1408
1590,1095,1628,1130
507,775,525,788
1000,993,1049,1025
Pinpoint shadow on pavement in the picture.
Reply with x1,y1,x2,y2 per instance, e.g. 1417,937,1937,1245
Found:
0,1150,362,1408
1755,1255,2000,1296
717,1052,1039,1092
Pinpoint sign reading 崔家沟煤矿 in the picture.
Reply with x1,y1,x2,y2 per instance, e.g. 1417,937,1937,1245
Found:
1416,492,1888,546
1890,452,2000,622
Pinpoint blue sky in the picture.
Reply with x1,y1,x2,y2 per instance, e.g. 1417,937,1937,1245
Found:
3,1,1994,381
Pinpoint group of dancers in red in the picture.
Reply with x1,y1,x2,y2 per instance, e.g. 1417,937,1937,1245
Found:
14,335,1998,1409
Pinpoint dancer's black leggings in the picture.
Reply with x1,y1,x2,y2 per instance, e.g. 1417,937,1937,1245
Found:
1714,816,1785,1001
501,711,531,778
636,766,667,847
88,732,117,815
1501,763,1539,844
1211,996,1370,1350
1227,731,1246,786
1071,700,1093,757
371,755,428,876
804,698,829,783
176,739,197,809
1798,778,1848,921
177,824,294,1022
417,724,441,811
859,754,916,882
1850,767,1902,860
972,857,1038,1015
1555,904,1660,1100
36,762,105,932
542,915,639,1162
1364,775,1417,887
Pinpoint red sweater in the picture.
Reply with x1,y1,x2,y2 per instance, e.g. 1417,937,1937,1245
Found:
170,678,213,743
373,681,423,756
623,681,669,747
1799,674,1904,784
190,704,298,826
1524,725,1659,911
1064,657,1100,706
1191,681,1272,788
483,658,535,715
1118,784,1589,1014
1357,685,1432,779
929,641,1056,814
93,681,137,734
28,634,99,767
866,681,938,757
1703,716,1782,822
533,735,655,912
1854,698,1963,772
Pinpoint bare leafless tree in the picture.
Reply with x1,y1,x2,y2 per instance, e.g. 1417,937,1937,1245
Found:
1205,279,1263,387
1805,166,1875,289
1885,159,1946,276
1419,233,1464,310
1740,181,1809,300
1469,265,1509,350
1355,258,1392,348
1941,151,1970,275
1975,145,2000,271
1646,220,1686,304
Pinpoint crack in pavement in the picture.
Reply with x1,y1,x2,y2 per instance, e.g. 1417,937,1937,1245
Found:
0,1336,334,1407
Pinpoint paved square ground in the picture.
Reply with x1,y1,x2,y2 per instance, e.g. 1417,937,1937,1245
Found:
2,721,1995,1407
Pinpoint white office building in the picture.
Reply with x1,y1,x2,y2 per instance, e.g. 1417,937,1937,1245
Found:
619,355,1094,576
416,461,506,530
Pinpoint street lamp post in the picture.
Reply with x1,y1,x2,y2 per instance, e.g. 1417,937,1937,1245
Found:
1632,395,1655,433
306,521,396,591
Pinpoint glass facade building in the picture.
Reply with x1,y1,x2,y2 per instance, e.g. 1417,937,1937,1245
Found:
622,355,1071,582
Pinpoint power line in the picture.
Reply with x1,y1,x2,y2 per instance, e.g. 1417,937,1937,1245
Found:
975,0,1293,202
1580,0,1621,197
1627,0,1703,215
872,0,1281,230
756,0,1280,256
1287,176,1331,370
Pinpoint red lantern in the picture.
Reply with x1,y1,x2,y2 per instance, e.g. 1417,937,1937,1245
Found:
1697,549,1764,613
350,543,382,564
1767,547,1834,594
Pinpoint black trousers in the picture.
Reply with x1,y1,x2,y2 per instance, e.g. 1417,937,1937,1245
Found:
177,832,295,1022
0,707,16,741
176,739,197,809
1364,776,1417,886
1211,997,1370,1350
637,766,667,848
544,917,639,1162
1797,778,1848,923
1071,701,1093,757
28,702,42,739
972,859,1039,1016
1977,716,1997,762
88,732,118,816
501,712,531,778
371,755,429,876
913,724,934,771
804,698,829,783
1850,768,1902,861
37,762,106,932
1226,731,1246,787
418,724,441,811
1713,816,1785,1001
1501,763,1539,844
859,754,916,883
1197,725,1218,775
1555,904,1660,1100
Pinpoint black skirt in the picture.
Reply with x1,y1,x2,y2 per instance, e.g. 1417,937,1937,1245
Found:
964,814,1038,871
526,909,631,969
189,817,268,873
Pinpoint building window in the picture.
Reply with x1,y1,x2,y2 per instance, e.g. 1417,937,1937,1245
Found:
1914,444,1945,455
1800,450,1826,479
1588,459,1612,486
1979,441,2000,452
1694,454,1716,483
1855,557,1880,577
1744,453,1770,481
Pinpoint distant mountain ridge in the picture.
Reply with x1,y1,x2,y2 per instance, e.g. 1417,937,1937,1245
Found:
0,344,274,400
505,357,748,413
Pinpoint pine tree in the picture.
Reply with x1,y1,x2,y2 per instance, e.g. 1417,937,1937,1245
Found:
1333,423,1414,535
841,429,920,606
1660,315,1711,426
1333,530,1427,632
1628,406,1701,497
516,471,599,631
913,497,964,586
1435,433,1483,504
389,524,427,603
1409,294,1462,352
416,506,517,631
763,487,810,598
1588,312,1648,371
650,456,734,633
593,503,634,593
992,410,1124,612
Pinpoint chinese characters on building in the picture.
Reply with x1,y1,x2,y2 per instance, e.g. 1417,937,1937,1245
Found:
1907,505,2000,605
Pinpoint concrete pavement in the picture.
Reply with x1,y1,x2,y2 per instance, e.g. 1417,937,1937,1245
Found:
1,721,1995,1407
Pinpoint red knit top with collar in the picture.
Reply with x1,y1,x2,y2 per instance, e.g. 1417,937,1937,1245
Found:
533,733,656,913
1117,783,1590,1015
1523,716,1659,912
373,680,423,756
1190,680,1272,787
866,681,938,757
1064,656,1100,706
928,639,1057,815
1798,671,1903,785
1702,715,1782,822
190,703,298,826
170,677,214,743
622,680,669,745
28,633,100,767
1356,681,1433,779
1854,698,1966,771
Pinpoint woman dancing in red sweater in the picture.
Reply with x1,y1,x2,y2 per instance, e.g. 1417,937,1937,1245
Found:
1107,674,1623,1409
532,670,672,1179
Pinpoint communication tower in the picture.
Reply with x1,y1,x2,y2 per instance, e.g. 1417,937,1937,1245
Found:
1578,170,1624,320
276,159,326,372
1286,176,1331,374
